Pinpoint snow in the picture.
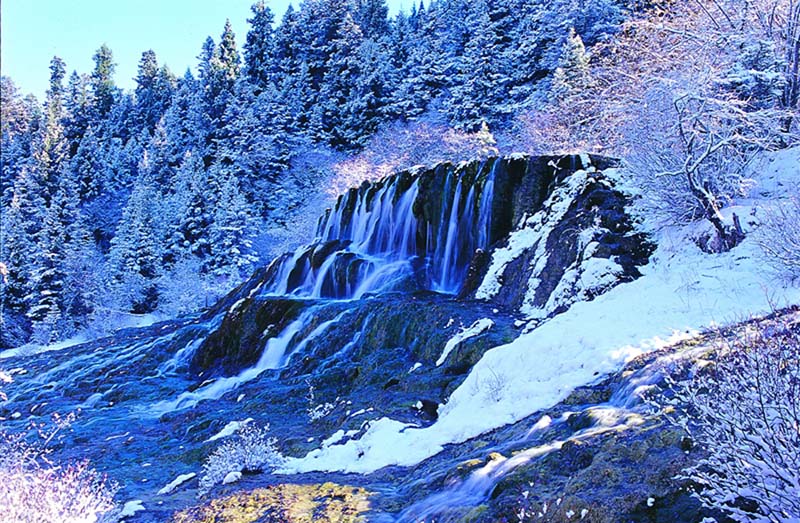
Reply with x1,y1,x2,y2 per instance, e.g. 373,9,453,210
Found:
120,500,145,518
476,170,600,303
436,318,494,366
282,149,800,475
0,334,89,360
206,418,253,442
228,298,246,314
222,471,242,485
157,472,196,495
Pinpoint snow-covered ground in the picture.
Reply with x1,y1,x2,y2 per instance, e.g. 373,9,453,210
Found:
282,147,800,475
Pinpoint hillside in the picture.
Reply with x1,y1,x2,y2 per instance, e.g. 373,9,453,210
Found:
1,0,800,522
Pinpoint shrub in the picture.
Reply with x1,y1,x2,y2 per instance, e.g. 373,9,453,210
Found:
199,424,284,495
0,414,118,523
669,318,800,522
758,196,800,281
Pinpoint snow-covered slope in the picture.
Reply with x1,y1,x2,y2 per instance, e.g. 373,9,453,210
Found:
284,147,800,475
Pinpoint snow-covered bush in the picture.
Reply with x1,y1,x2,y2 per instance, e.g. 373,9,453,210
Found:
327,115,499,197
0,414,118,522
199,423,284,495
669,319,800,522
758,196,800,281
304,380,348,423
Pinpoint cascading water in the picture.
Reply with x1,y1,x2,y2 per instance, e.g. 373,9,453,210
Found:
266,159,501,299
392,348,673,522
149,308,339,416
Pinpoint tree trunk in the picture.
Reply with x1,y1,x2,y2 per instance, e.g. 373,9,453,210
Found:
687,174,745,252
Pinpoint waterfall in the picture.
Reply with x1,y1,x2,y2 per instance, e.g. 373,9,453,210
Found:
477,160,497,250
266,159,502,300
149,309,322,416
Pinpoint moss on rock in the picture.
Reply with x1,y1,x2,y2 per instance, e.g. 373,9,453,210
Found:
171,483,371,523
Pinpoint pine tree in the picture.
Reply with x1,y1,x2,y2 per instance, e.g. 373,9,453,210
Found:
164,70,210,164
447,0,512,129
167,154,214,268
217,19,241,81
27,191,69,343
344,38,393,145
64,71,94,157
549,28,591,105
314,12,364,146
203,21,241,119
392,2,456,119
31,57,69,204
217,79,294,213
0,198,34,346
0,172,42,320
145,120,174,189
273,4,302,80
108,159,164,313
384,11,424,120
134,50,176,132
57,167,96,326
199,22,242,161
279,60,315,134
91,44,117,119
69,125,105,200
354,0,389,39
209,170,257,280
27,165,94,340
243,1,277,91
0,77,38,203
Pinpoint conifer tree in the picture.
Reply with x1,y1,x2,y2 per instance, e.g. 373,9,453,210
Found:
549,28,591,105
355,0,389,39
0,173,42,320
168,155,214,268
27,191,70,342
315,12,365,146
69,125,104,200
447,0,512,129
344,38,393,145
108,154,164,313
243,1,277,91
273,4,302,80
32,57,69,204
64,71,94,157
134,50,176,132
164,70,210,164
0,77,38,203
91,44,117,119
210,169,257,279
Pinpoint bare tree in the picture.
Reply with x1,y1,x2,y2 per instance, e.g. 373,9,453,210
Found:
511,0,800,250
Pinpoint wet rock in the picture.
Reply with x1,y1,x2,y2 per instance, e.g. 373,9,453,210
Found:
191,299,306,374
457,249,491,300
415,399,439,421
557,440,594,472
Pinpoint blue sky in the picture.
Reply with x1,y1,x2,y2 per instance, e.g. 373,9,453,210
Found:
1,0,408,100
